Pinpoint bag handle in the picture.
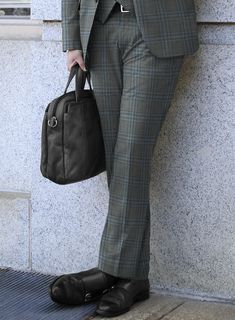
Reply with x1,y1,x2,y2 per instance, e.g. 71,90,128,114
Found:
63,64,93,101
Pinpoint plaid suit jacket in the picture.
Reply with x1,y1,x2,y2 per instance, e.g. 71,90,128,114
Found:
61,0,199,58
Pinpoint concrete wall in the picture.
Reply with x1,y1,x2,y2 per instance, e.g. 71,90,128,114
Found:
0,0,234,302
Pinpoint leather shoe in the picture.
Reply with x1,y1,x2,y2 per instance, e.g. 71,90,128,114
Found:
96,278,150,317
48,267,119,305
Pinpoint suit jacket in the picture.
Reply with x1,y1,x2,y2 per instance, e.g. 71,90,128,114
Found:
61,0,199,62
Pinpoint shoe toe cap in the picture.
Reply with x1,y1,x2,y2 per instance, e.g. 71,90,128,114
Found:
48,275,85,305
97,300,118,313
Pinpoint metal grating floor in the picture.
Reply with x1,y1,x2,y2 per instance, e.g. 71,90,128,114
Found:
0,268,98,320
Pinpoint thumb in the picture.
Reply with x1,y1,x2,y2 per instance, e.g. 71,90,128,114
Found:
68,60,78,72
76,58,87,72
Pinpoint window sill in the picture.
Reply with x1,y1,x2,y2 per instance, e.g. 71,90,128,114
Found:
0,18,42,40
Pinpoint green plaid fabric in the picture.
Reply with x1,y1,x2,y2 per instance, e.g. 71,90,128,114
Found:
61,0,82,51
86,8,185,279
133,0,199,57
93,0,116,24
61,0,199,59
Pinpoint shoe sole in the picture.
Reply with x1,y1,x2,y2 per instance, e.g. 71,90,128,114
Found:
96,289,150,317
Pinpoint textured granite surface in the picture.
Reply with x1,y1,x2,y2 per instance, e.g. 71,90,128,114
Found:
0,41,33,192
0,197,30,270
149,45,235,299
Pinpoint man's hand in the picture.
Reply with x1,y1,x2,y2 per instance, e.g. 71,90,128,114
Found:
67,49,87,72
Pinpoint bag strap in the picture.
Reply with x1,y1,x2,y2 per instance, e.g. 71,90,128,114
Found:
85,70,93,91
63,64,93,101
64,64,78,94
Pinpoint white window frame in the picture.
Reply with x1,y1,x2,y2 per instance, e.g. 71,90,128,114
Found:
0,0,42,40
0,1,31,19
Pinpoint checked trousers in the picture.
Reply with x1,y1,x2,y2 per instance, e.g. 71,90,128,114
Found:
86,3,185,280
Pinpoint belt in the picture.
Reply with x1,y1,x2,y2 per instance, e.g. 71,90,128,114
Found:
94,1,134,25
114,1,134,13
119,4,130,12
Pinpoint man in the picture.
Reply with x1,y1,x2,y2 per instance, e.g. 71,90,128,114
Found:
48,0,199,317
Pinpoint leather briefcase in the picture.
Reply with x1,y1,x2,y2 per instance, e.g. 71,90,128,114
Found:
40,64,106,184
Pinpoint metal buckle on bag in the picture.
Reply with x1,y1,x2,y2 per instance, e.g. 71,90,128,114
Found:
48,116,58,128
120,4,130,12
84,292,92,302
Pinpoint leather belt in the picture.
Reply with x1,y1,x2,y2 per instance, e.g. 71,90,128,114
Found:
114,1,134,14
120,4,130,12
94,0,134,25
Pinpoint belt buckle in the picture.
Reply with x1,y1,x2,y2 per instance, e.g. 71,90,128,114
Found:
120,4,130,12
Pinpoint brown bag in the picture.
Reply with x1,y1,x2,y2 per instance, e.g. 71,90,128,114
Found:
40,64,106,184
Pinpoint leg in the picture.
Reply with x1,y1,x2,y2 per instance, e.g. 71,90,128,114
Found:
86,17,123,189
48,15,124,306
96,11,185,280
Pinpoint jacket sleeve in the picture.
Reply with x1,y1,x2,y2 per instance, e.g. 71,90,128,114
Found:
61,0,83,52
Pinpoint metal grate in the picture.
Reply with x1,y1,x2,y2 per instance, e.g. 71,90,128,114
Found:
0,268,97,320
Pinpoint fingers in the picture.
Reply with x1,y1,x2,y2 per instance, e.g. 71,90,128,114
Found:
67,53,87,72
67,60,77,72
68,60,87,72
76,56,87,72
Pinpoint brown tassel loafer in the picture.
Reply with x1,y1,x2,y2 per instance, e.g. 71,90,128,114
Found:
48,267,119,305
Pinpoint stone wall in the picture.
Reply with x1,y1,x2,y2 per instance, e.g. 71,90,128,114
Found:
0,0,234,302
